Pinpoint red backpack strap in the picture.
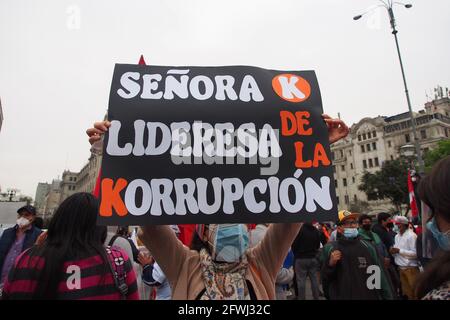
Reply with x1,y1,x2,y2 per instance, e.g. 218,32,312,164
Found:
106,246,128,299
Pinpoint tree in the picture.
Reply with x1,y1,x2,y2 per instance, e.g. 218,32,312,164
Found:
358,158,409,212
348,200,371,214
424,139,450,172
19,196,33,205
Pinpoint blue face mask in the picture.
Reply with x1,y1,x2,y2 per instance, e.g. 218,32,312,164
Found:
343,228,359,239
426,218,450,251
212,224,249,262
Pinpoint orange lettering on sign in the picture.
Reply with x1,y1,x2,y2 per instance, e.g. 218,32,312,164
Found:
99,178,128,217
313,143,331,167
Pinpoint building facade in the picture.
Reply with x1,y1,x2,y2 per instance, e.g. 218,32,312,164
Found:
331,97,450,214
34,182,50,213
41,179,62,219
60,170,78,203
75,154,101,194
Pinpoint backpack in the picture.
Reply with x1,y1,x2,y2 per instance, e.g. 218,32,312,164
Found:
106,246,128,299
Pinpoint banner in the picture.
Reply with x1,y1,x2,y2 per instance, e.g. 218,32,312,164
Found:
98,64,338,225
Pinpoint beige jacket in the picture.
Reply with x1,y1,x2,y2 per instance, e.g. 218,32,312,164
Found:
139,223,302,300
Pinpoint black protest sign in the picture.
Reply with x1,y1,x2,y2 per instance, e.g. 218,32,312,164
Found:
98,64,337,225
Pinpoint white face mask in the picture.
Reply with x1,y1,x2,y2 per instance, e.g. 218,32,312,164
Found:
17,217,31,228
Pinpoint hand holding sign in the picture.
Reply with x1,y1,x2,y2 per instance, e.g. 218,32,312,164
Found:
322,114,350,144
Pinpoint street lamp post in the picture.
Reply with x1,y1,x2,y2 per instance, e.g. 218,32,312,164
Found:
354,1,425,175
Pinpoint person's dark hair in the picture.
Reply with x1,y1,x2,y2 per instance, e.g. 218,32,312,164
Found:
418,156,450,223
377,212,391,224
189,225,211,253
415,251,450,299
16,192,110,299
116,226,129,237
358,214,372,225
33,217,44,229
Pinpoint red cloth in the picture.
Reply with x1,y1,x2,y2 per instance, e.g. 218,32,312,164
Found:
177,224,196,246
407,169,419,218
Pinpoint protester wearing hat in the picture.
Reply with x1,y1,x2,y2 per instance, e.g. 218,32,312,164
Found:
0,205,42,286
320,210,394,300
390,215,419,300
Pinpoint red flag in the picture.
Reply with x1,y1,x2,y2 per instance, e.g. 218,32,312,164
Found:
138,54,147,65
93,55,148,198
408,169,419,218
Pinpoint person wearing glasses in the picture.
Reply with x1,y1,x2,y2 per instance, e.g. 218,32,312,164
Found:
320,210,395,300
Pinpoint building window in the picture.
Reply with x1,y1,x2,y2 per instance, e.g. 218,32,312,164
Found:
350,163,354,169
363,160,367,169
368,132,371,139
349,150,352,156
339,150,343,158
420,129,427,139
363,133,367,140
369,159,373,168
341,165,345,171
354,195,357,202
73,177,77,182
358,135,362,141
390,155,394,160
352,177,355,184
367,144,371,151
343,178,347,187
331,151,335,160
345,195,349,204
333,165,336,173
335,180,338,188
373,131,377,137
336,196,340,205
375,157,379,167
372,142,377,150
361,145,365,153
445,128,449,137
405,134,410,143
388,140,392,148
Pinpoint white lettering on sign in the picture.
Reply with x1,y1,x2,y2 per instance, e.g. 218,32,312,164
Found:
117,70,264,102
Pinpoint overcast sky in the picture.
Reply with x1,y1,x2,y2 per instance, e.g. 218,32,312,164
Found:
0,0,449,198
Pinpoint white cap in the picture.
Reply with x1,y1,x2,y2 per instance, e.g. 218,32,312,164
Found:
394,216,409,225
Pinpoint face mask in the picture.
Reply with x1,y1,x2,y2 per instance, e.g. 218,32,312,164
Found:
17,217,31,228
343,228,359,239
209,224,249,263
426,218,450,251
393,225,399,233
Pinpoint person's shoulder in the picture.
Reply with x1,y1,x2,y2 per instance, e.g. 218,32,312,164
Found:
2,226,16,234
407,229,417,239
422,281,450,300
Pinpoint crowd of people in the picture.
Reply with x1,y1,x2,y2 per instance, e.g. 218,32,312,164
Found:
0,116,448,300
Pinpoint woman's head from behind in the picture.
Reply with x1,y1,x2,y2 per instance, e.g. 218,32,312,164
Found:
47,192,107,253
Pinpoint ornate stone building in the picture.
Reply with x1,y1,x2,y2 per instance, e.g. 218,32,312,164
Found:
59,170,79,203
75,153,102,194
331,97,450,214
